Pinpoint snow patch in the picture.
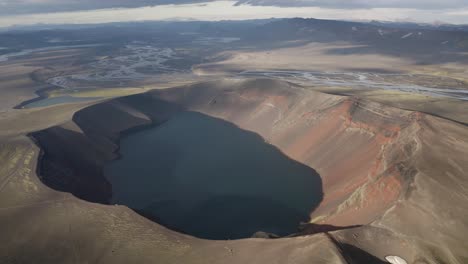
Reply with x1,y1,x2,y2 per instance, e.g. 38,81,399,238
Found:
401,33,413,39
193,37,240,45
385,256,407,264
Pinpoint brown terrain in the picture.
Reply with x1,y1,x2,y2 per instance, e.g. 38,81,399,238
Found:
1,18,468,263
1,78,467,263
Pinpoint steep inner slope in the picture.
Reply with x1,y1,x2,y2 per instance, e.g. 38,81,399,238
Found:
27,79,468,263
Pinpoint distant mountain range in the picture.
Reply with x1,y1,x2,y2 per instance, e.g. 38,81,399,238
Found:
2,17,467,33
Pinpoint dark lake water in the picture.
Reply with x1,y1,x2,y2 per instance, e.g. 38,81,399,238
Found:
104,111,322,240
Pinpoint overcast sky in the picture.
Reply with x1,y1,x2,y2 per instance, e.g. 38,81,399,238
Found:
0,0,468,28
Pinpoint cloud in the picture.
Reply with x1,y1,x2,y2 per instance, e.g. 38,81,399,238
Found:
0,0,216,15
235,0,468,10
1,0,467,15
1,0,468,28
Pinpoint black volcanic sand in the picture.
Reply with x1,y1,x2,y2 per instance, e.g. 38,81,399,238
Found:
104,111,322,240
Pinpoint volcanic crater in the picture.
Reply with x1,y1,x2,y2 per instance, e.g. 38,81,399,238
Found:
32,78,416,241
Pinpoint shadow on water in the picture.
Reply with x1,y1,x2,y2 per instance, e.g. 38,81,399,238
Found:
104,111,323,240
